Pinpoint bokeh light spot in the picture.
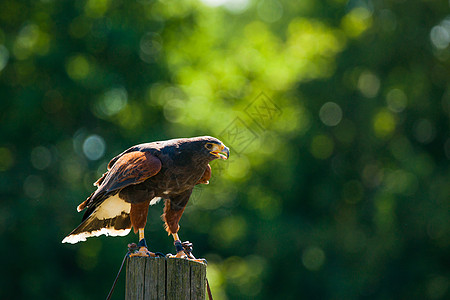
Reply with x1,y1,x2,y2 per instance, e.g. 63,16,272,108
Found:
140,32,163,63
13,23,42,59
117,104,143,130
213,216,248,247
30,146,52,170
205,263,225,293
247,188,282,220
341,7,373,37
385,169,418,195
386,88,407,113
302,246,326,271
83,135,105,161
389,136,414,162
310,135,334,159
163,99,186,123
414,119,435,144
60,157,85,185
223,255,266,297
373,109,395,138
23,175,44,198
66,54,90,80
200,0,251,14
358,71,380,98
379,9,397,32
226,156,250,180
224,0,250,13
84,0,110,18
430,20,450,49
319,102,343,126
95,87,128,118
257,0,283,23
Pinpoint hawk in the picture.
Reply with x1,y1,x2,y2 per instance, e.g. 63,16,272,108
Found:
62,136,229,258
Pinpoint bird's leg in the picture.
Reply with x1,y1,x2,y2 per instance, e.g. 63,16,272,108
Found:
170,233,207,264
171,233,187,258
129,228,156,257
129,201,155,257
163,200,187,258
163,199,206,263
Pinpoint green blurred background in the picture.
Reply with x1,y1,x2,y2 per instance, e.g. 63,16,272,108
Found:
0,0,449,299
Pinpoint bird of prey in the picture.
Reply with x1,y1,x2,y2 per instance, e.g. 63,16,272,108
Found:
62,136,229,258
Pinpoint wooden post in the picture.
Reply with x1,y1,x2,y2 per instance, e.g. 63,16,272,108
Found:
125,257,207,300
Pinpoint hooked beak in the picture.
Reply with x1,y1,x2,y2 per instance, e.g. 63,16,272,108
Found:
211,144,230,160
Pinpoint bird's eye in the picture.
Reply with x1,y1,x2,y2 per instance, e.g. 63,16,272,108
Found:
205,143,213,150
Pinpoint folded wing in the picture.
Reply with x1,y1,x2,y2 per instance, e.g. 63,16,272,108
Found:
62,151,161,244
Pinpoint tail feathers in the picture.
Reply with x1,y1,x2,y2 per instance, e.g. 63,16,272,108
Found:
62,211,131,244
63,194,133,244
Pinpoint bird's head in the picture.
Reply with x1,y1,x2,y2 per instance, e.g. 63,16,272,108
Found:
181,136,229,162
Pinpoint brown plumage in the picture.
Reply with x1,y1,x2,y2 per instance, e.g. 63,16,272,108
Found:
196,164,212,184
62,136,229,257
130,200,151,233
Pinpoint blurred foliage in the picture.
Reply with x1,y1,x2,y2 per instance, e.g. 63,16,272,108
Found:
0,0,449,299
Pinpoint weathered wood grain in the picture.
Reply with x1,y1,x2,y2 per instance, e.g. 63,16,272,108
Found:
190,260,206,299
125,257,206,300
